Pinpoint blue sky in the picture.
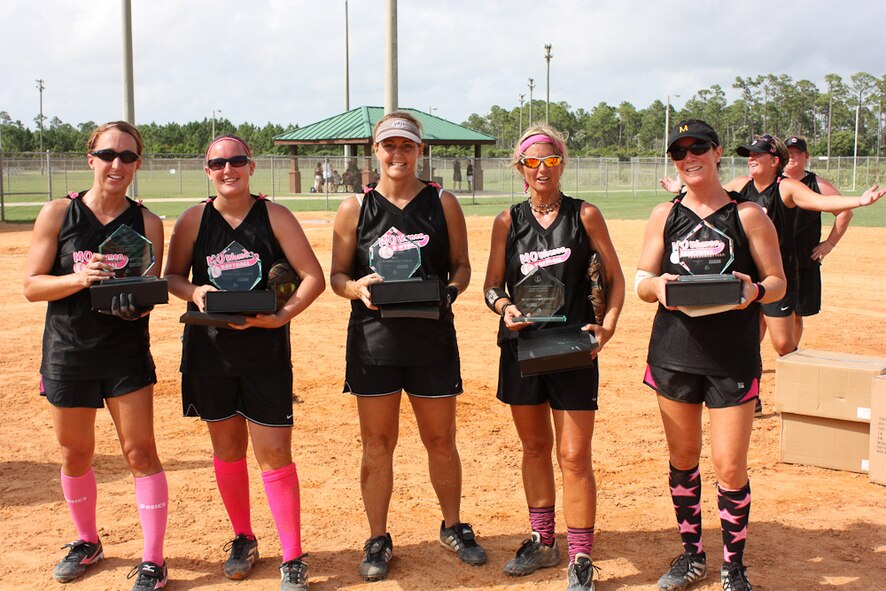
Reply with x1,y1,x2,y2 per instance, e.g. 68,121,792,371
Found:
4,0,883,128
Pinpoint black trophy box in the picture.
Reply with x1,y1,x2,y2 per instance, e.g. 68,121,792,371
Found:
205,290,277,314
370,278,441,306
518,325,599,377
665,274,742,307
179,311,247,328
370,278,442,319
90,277,168,311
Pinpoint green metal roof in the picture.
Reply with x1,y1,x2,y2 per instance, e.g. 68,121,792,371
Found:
273,106,496,146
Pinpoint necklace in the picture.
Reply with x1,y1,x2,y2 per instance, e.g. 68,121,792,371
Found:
528,195,562,215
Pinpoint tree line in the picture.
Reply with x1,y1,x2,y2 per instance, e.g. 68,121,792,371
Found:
2,72,883,159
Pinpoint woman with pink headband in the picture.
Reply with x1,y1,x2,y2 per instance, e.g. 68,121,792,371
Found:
483,124,625,591
165,135,325,590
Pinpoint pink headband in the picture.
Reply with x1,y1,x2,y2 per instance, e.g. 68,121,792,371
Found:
206,136,252,159
518,134,563,192
519,134,562,156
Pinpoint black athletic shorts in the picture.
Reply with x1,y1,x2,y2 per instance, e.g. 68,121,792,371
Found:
41,372,156,409
343,359,462,398
497,340,599,411
761,281,798,318
643,364,758,409
182,369,294,427
795,264,822,317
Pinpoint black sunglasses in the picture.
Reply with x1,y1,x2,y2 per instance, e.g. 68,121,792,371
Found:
206,155,251,171
90,149,140,164
669,141,714,161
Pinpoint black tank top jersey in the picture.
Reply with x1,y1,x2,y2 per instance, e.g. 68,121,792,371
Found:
499,195,594,345
793,171,822,269
647,198,761,376
737,177,798,288
180,196,290,376
41,192,155,380
347,182,457,365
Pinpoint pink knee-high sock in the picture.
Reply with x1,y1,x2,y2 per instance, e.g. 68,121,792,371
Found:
213,455,254,537
261,463,302,562
61,467,99,544
135,472,168,565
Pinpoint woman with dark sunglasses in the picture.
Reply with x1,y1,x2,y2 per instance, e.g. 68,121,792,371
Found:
483,124,625,591
165,135,325,591
23,121,170,590
330,111,486,581
662,133,883,359
638,119,787,591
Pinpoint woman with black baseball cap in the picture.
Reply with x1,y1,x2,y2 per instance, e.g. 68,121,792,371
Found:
782,136,853,346
639,119,786,591
329,111,486,581
662,132,883,359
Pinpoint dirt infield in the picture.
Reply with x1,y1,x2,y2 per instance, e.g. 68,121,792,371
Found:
1,214,884,591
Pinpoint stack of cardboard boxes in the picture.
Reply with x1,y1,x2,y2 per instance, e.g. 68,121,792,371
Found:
774,350,886,485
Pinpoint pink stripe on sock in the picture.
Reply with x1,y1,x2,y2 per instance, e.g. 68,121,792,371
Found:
135,472,168,565
262,463,302,561
61,467,99,544
528,506,556,546
213,455,254,537
566,526,595,564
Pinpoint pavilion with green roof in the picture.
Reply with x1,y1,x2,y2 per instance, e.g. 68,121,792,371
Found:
273,106,496,193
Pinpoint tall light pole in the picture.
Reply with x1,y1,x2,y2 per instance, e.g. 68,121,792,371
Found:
121,0,135,124
528,78,535,128
344,0,352,158
36,79,45,153
852,104,860,190
518,93,525,134
544,44,552,125
384,0,398,114
211,109,222,138
663,94,679,159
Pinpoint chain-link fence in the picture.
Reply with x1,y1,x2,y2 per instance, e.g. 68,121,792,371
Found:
1,151,882,222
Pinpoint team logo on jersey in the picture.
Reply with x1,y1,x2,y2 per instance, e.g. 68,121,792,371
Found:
375,226,429,259
670,220,734,275
206,247,261,279
518,246,571,276
71,249,94,273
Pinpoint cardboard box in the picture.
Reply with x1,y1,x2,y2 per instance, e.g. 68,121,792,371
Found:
780,412,869,474
775,350,886,423
870,376,886,485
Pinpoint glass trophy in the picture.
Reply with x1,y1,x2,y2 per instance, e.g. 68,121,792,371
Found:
512,265,567,323
368,227,441,319
665,219,742,307
514,265,598,376
90,224,168,311
180,240,276,328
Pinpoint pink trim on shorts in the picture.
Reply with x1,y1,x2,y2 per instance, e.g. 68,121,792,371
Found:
739,377,760,403
643,364,658,389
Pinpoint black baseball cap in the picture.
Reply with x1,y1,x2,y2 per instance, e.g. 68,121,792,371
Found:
736,136,778,157
785,136,808,152
666,120,720,153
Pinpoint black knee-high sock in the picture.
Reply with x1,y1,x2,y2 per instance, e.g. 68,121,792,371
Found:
669,464,704,557
718,481,751,565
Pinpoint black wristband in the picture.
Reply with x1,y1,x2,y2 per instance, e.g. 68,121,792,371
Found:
500,303,511,318
444,284,459,306
753,282,766,302
485,287,508,312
